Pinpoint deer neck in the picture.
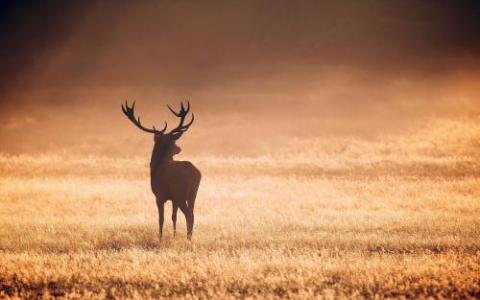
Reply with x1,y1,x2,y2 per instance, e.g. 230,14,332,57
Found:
150,143,173,178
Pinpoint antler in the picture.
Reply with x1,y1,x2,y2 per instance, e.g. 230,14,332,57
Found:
121,100,167,134
167,101,195,139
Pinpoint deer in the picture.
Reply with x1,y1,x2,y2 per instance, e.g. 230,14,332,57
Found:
121,100,201,240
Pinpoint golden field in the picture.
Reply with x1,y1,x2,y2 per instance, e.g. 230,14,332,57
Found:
0,117,479,299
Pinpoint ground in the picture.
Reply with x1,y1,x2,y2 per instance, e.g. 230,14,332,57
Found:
0,118,479,299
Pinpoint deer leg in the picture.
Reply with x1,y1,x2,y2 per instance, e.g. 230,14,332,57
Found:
186,183,199,240
188,209,194,240
156,198,165,240
186,200,195,240
172,203,178,237
178,203,192,240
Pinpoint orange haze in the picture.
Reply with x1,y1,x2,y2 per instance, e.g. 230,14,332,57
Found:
1,1,479,156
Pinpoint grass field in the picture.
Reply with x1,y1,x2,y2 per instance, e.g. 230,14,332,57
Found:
1,117,479,299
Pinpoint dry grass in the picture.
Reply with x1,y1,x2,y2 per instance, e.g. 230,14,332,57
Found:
1,118,479,299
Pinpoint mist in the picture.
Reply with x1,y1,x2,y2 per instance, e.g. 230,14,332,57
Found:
1,1,479,156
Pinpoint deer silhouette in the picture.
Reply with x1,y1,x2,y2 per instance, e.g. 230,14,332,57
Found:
122,101,201,240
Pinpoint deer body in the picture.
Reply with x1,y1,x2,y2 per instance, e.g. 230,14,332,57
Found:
152,160,201,239
151,161,200,199
122,100,201,240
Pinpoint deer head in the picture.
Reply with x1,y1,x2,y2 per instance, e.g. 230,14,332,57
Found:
121,100,194,161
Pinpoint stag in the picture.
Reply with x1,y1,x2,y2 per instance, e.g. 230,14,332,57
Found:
122,100,201,240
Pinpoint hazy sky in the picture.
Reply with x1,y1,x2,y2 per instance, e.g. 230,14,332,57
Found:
1,1,479,155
